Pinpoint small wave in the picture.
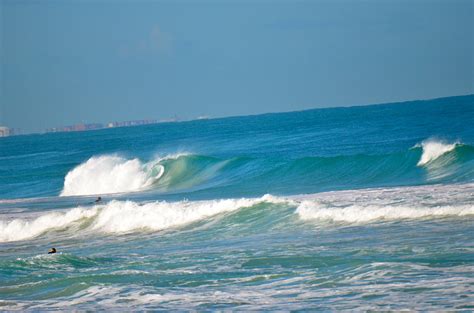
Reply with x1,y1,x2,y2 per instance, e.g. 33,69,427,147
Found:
0,195,282,242
296,201,473,223
416,139,460,166
60,155,171,196
295,183,474,224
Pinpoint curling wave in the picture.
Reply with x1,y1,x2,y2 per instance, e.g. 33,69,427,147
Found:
60,155,170,196
59,140,474,198
416,139,460,166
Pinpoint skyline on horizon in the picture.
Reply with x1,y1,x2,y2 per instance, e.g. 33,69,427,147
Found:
1,0,473,133
3,93,472,136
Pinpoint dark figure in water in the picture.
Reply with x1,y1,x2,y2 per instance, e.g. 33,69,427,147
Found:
95,196,102,203
48,247,57,254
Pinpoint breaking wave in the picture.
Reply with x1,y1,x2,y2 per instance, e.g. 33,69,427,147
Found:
60,155,173,196
59,140,474,197
2,183,474,243
294,182,474,223
416,139,460,166
296,202,474,223
0,195,282,242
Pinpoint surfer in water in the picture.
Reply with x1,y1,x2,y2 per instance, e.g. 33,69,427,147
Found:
48,247,57,254
95,196,102,203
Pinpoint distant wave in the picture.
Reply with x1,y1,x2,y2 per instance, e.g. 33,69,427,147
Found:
59,139,474,197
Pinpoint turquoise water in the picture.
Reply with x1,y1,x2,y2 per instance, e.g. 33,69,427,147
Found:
1,95,473,310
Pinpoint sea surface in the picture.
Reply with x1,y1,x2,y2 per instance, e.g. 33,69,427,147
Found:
0,95,473,310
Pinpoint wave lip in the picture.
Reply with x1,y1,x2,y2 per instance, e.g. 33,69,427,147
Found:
60,155,166,196
416,139,459,166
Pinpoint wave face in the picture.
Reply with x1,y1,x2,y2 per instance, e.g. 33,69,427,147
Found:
57,140,474,197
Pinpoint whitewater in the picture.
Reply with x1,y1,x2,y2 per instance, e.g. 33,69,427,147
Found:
0,95,473,310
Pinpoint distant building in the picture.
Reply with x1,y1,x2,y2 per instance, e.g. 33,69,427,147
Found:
106,119,158,128
0,126,10,137
44,119,163,134
46,123,104,133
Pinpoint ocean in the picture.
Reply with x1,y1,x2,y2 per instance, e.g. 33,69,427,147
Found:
0,95,473,310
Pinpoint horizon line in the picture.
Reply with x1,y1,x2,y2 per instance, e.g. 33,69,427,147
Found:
2,93,473,137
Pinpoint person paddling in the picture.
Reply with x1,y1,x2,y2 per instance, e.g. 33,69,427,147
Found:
48,247,57,254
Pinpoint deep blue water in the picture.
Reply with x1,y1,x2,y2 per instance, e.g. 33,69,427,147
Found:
0,95,473,310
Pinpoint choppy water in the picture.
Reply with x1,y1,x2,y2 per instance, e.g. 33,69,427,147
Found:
1,95,473,310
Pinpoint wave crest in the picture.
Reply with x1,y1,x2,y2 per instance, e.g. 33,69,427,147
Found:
416,139,459,166
0,207,98,242
59,141,474,198
296,201,473,223
0,195,281,242
60,155,167,196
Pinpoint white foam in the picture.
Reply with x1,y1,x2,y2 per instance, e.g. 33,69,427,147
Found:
417,139,458,166
294,183,474,224
0,195,281,242
60,155,165,196
90,197,264,233
0,207,97,242
296,201,474,223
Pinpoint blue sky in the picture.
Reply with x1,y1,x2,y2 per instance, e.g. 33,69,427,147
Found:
1,0,473,132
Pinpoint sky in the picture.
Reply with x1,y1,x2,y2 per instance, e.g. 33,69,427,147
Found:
0,0,473,133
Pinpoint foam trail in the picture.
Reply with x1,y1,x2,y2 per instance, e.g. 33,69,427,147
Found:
0,195,281,242
60,155,165,196
296,201,474,223
417,139,459,166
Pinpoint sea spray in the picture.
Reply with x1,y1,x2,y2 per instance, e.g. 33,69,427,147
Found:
416,139,459,166
60,155,166,196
